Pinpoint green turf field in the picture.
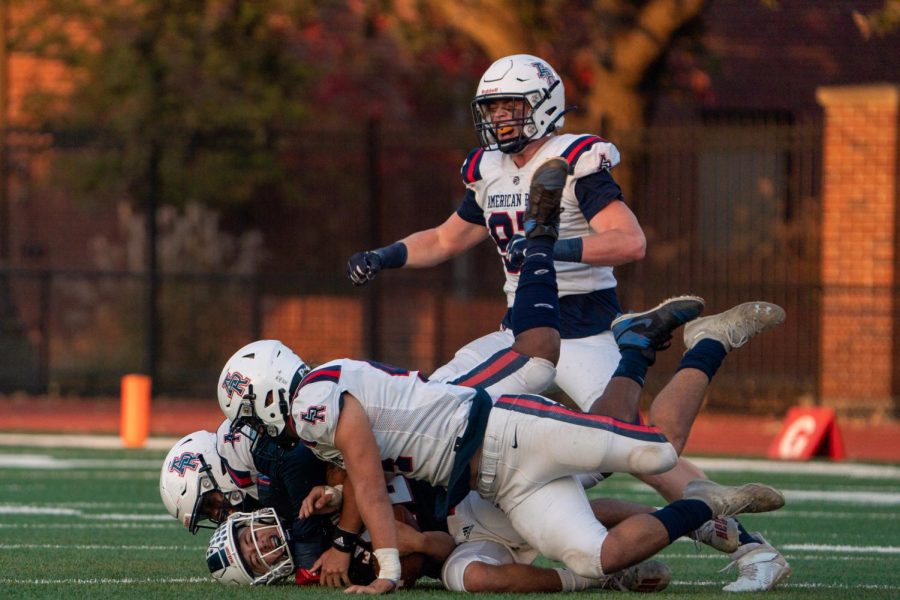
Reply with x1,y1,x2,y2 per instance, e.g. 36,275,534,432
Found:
1,441,898,599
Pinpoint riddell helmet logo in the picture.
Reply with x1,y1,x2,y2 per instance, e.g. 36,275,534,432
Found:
221,371,250,399
480,87,500,94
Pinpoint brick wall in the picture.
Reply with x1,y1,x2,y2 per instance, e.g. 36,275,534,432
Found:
817,84,899,416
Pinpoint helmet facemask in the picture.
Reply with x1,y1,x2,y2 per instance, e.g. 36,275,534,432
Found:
207,508,295,586
160,430,247,534
474,91,556,154
471,54,569,154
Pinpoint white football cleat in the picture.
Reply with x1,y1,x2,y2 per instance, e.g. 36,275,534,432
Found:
689,517,740,553
683,479,785,517
721,533,791,592
683,301,785,352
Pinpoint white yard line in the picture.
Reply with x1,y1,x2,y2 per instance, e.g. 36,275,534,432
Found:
0,433,180,450
0,577,210,584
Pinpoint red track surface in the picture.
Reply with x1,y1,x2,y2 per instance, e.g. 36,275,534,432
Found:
1,395,898,463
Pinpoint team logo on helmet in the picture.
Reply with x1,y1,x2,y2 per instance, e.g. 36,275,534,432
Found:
169,451,202,476
221,371,250,399
530,61,557,86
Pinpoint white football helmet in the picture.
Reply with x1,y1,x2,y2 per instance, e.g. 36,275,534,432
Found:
218,340,310,438
160,431,248,533
471,54,568,154
207,508,295,586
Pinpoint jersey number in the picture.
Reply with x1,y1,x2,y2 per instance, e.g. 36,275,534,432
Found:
487,211,525,272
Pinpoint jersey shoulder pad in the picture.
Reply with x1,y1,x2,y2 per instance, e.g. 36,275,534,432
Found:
460,147,486,184
558,134,621,179
297,362,343,392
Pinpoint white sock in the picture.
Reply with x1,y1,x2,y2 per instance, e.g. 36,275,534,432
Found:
555,567,598,591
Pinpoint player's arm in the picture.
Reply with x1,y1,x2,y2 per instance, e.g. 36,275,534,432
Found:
400,213,488,267
347,213,487,285
580,200,646,266
333,393,399,594
313,478,362,588
396,522,456,563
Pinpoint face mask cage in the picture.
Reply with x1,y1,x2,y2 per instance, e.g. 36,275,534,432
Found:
477,84,561,150
240,509,295,585
186,456,217,534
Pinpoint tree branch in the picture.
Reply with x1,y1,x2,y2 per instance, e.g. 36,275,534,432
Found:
613,0,706,85
426,0,531,59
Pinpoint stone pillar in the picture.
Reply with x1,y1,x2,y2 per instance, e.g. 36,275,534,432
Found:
816,84,899,416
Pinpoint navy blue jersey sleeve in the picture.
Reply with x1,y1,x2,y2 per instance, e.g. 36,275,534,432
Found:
573,170,624,222
253,440,331,569
455,188,485,225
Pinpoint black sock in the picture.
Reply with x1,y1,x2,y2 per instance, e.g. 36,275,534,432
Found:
736,521,761,546
650,499,714,543
677,339,727,381
611,348,651,387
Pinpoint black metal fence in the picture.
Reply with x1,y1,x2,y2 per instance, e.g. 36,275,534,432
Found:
0,119,824,413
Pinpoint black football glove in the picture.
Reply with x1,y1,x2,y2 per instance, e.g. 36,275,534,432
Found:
505,235,527,270
347,251,383,286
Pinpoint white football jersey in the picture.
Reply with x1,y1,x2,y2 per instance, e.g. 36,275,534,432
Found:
214,419,260,497
289,359,477,488
461,133,622,304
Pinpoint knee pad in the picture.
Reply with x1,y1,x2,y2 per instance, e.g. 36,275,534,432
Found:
628,442,678,475
481,356,556,396
441,540,514,592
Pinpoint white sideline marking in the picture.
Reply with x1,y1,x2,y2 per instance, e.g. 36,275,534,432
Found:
0,505,170,521
782,543,900,554
0,433,180,450
0,544,198,551
784,489,900,505
671,543,900,555
0,577,209,584
0,454,159,469
0,506,81,515
688,457,900,479
674,580,900,591
0,523,172,529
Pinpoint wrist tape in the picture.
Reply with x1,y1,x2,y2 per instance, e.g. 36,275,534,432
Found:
373,547,401,583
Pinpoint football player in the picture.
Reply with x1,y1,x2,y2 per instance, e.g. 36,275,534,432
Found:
160,418,336,572
346,53,790,591
224,162,786,594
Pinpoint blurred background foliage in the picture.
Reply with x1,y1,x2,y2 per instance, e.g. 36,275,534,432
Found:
0,1,897,405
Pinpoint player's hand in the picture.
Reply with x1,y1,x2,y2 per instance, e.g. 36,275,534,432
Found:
313,547,352,588
505,235,526,270
347,251,383,286
299,485,342,518
344,578,397,594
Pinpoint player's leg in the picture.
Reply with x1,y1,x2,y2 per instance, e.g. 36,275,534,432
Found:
505,475,781,579
553,332,620,411
598,300,790,590
647,301,786,452
432,157,567,396
637,456,791,591
586,295,706,422
479,397,678,510
429,329,556,396
506,156,568,364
